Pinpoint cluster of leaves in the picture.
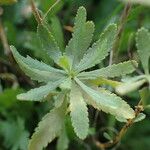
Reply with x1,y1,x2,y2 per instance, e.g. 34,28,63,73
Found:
0,0,150,150
10,6,142,150
116,28,150,96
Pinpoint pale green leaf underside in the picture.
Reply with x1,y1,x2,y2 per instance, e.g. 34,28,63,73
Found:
65,6,95,66
116,78,147,95
136,27,150,74
75,78,135,119
37,24,62,64
78,60,137,79
10,46,66,83
70,82,89,139
54,91,66,108
28,104,66,150
75,24,117,72
17,78,66,101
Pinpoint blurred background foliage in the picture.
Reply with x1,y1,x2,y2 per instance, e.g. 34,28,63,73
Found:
0,0,150,150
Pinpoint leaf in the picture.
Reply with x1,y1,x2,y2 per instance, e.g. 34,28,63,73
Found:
57,125,69,150
69,81,89,139
136,28,150,74
121,0,150,6
0,118,29,150
88,77,121,88
41,0,64,17
75,24,117,72
23,31,52,64
37,23,62,64
78,60,137,79
75,78,135,120
17,78,66,101
134,113,146,123
58,55,71,72
140,87,150,106
50,16,65,50
65,7,95,66
116,79,146,95
10,46,66,82
0,0,17,5
54,91,66,108
28,102,66,150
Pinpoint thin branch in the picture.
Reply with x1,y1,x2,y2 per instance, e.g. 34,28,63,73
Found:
109,2,132,65
29,0,42,24
95,100,144,149
0,19,11,56
43,0,61,20
64,25,73,32
0,73,19,88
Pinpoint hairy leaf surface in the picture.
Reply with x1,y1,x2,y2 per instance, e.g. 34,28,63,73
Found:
136,28,150,74
17,78,66,101
28,103,66,150
65,7,95,66
10,46,66,82
78,60,137,79
37,24,62,63
75,24,117,72
70,82,89,139
75,78,135,119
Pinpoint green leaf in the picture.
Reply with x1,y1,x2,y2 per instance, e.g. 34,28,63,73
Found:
121,0,150,6
88,77,121,88
70,82,89,139
140,87,150,107
10,46,66,82
0,118,29,150
75,78,135,120
23,31,52,64
136,28,150,74
75,24,117,72
57,126,69,150
54,91,66,108
0,0,17,5
17,78,66,101
58,55,71,72
116,78,146,95
78,60,137,79
50,16,65,50
65,7,95,66
37,23,62,64
41,0,64,17
134,113,146,123
28,102,66,150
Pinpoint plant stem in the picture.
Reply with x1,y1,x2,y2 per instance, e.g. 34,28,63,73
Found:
29,0,42,24
95,100,144,149
0,19,11,56
109,2,132,65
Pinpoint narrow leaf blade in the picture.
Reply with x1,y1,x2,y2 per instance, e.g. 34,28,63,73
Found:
37,24,62,64
75,24,117,72
78,60,137,79
136,27,150,74
17,78,66,101
10,46,65,82
28,103,66,150
70,82,89,139
65,7,95,65
75,78,135,120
